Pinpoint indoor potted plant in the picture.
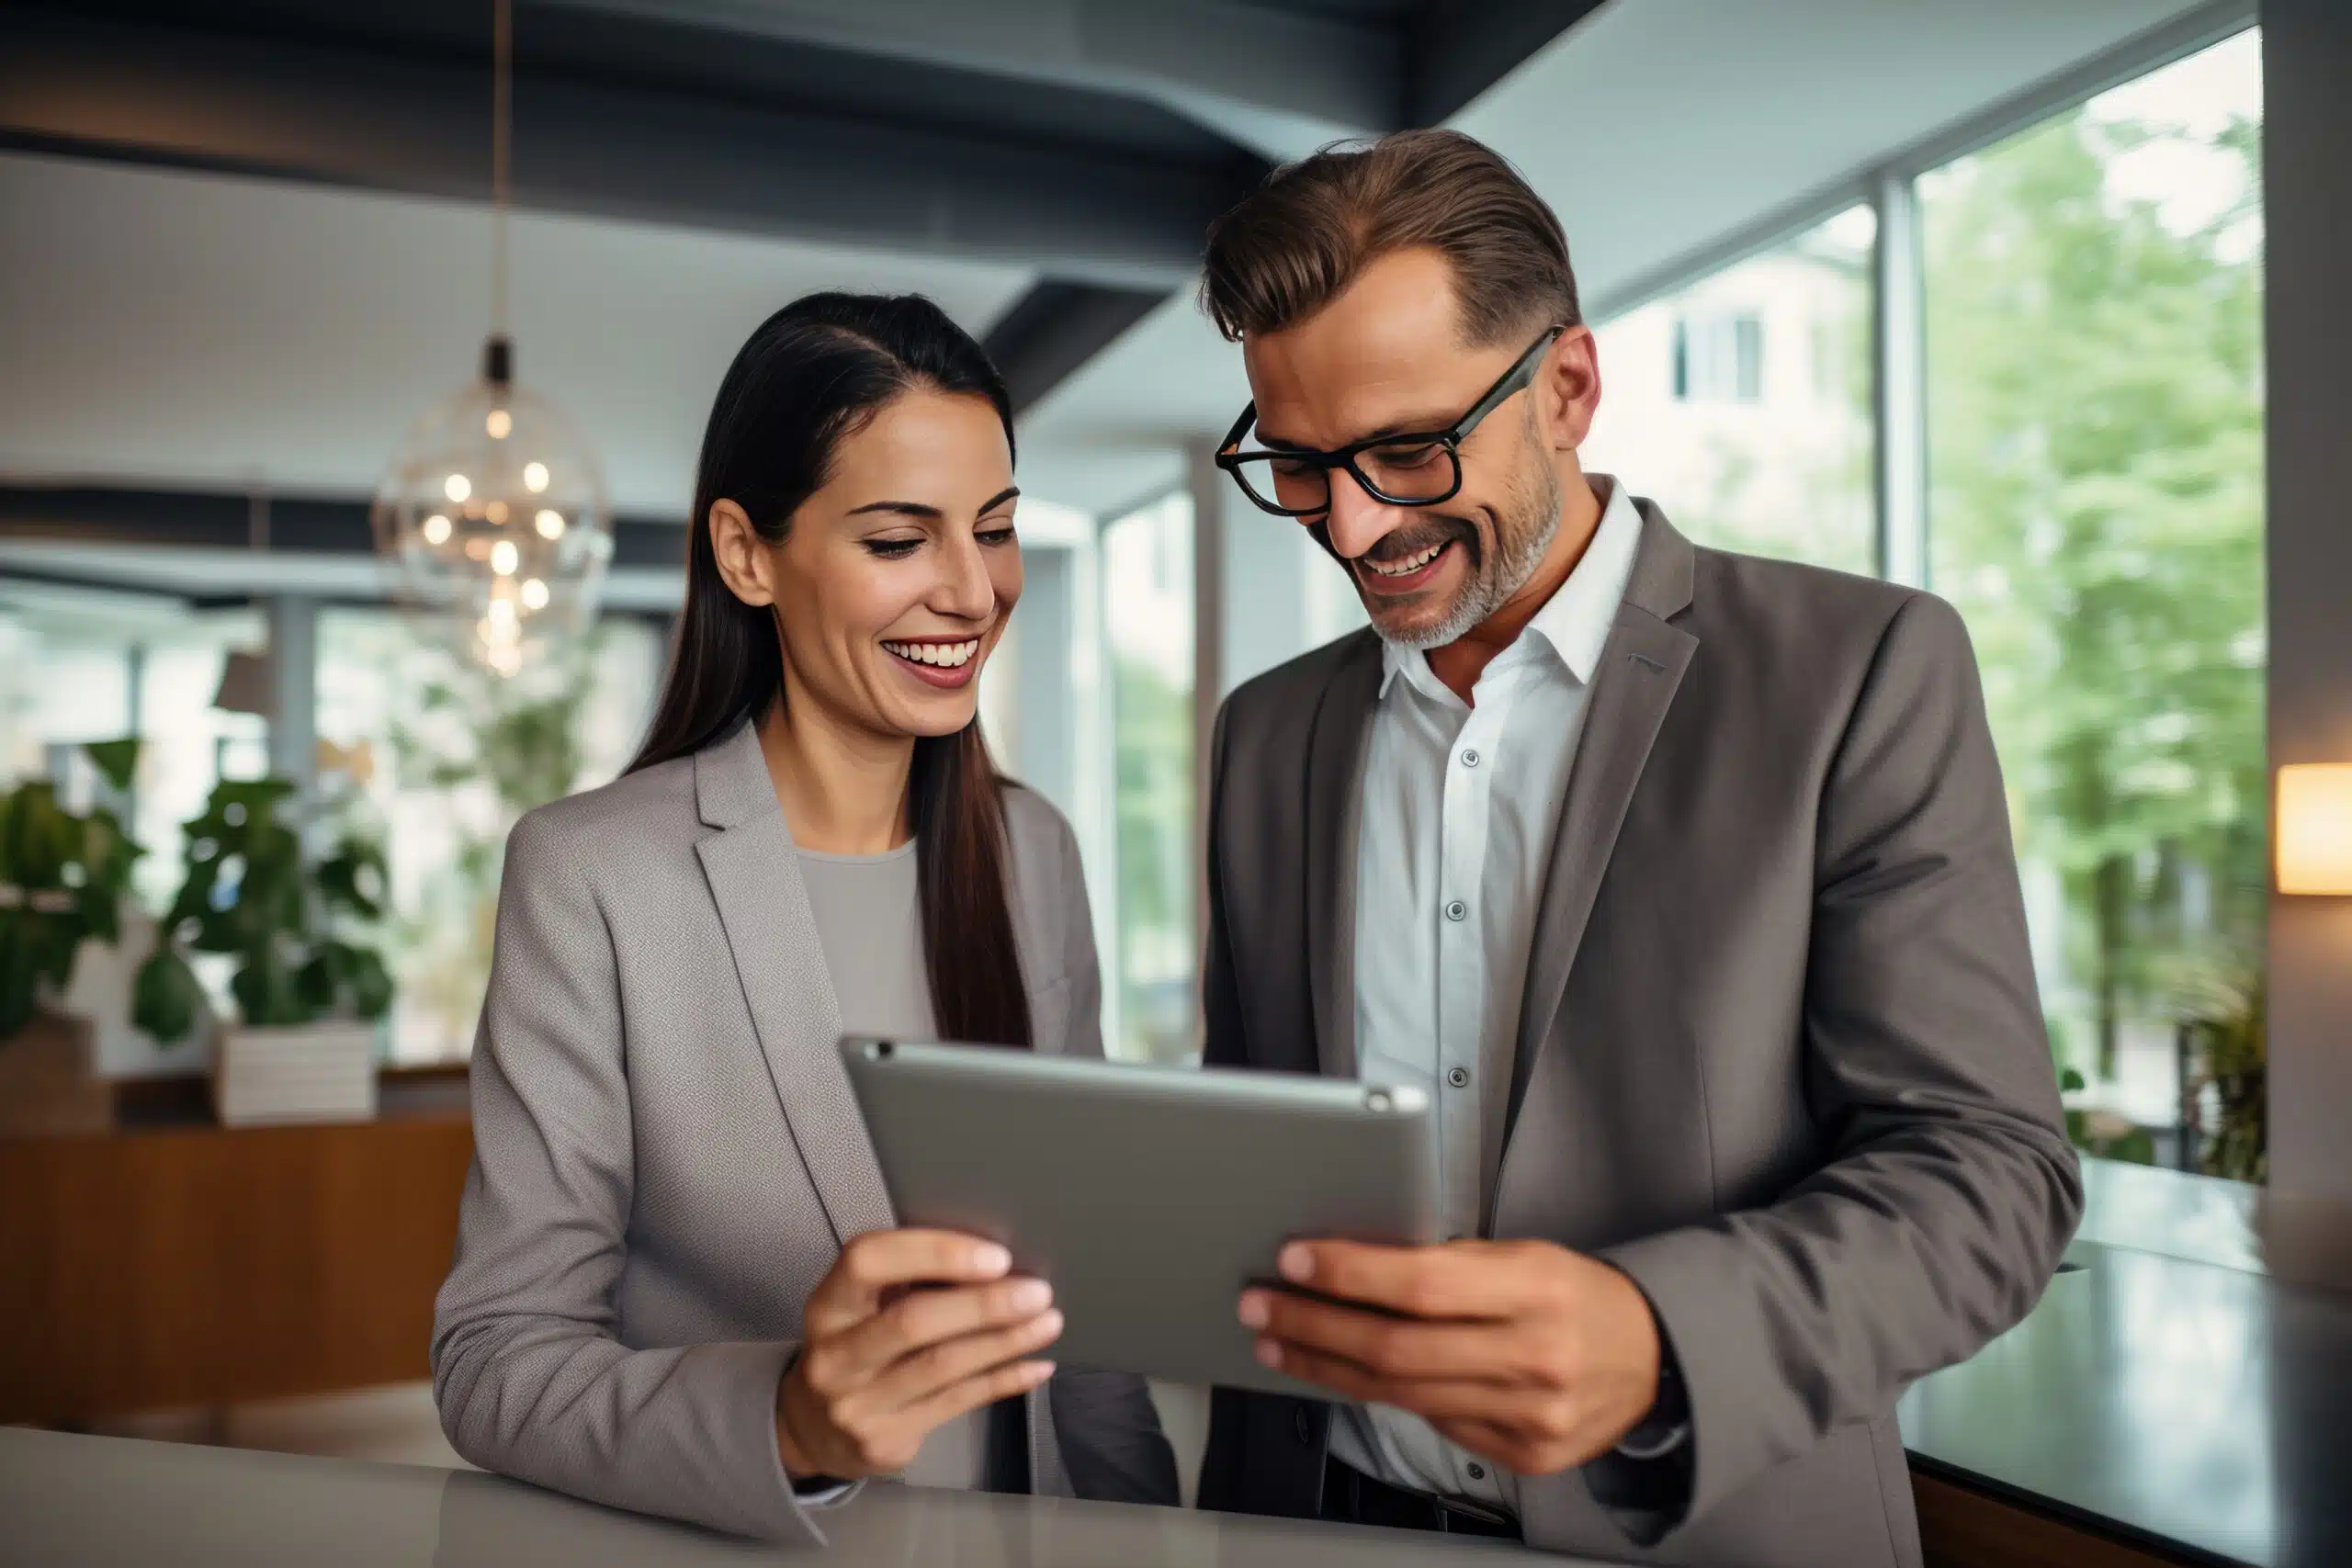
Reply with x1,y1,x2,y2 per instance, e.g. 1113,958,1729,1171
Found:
134,776,395,1125
0,739,142,1135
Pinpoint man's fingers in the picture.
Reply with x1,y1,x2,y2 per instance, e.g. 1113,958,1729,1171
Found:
1275,1239,1550,1320
1257,1338,1542,1423
1240,1291,1530,1382
806,1277,1055,1388
804,1230,1014,1334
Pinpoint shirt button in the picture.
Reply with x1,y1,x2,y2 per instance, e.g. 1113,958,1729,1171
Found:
1466,1461,1487,1481
1443,899,1467,922
1460,748,1481,767
1448,1066,1471,1089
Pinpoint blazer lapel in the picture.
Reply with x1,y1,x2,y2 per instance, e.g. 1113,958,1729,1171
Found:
1304,633,1383,1081
692,722,895,1245
1503,509,1700,1152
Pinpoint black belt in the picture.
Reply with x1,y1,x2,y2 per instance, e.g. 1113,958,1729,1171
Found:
1320,1456,1521,1540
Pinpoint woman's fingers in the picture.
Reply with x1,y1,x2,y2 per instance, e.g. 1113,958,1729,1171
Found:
859,1303,1068,1413
803,1229,1014,1337
804,1275,1057,1390
888,1356,1058,1445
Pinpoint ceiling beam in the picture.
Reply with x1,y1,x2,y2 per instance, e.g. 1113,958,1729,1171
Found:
983,282,1171,416
536,0,1401,164
0,483,690,613
0,7,1239,290
1410,0,1611,127
0,483,686,571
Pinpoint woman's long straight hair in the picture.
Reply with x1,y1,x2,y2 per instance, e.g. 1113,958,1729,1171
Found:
627,293,1032,1049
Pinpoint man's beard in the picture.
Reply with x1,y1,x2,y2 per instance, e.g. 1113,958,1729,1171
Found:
1322,445,1566,652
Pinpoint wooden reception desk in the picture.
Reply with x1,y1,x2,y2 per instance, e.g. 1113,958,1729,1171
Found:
0,1068,473,1426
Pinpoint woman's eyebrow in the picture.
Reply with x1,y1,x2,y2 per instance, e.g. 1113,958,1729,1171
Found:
845,485,1020,521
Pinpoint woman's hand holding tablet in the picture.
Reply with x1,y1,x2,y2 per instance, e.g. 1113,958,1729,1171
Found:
775,1230,1063,1483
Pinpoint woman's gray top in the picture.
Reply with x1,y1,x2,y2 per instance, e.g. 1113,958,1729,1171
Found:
430,721,1176,1546
797,841,986,1494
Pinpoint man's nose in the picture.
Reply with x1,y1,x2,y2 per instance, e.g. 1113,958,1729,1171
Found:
1319,466,1409,560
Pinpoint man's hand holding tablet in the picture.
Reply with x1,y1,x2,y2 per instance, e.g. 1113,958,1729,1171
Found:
1237,1237,1665,1476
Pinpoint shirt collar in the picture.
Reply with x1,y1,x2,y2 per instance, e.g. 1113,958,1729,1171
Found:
1378,473,1645,703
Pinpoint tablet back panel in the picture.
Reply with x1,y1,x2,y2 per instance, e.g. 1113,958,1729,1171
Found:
840,1037,1438,1397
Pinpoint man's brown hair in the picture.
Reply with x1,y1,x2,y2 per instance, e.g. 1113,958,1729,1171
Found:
1200,129,1579,346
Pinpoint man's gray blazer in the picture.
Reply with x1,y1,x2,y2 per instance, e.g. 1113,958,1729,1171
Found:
433,720,1176,1541
1194,505,2082,1567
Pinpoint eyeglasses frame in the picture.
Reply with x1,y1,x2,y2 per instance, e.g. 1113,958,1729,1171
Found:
1214,325,1567,518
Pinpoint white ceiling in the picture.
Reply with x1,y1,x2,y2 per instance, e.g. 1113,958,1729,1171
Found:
0,0,2237,525
1012,0,2235,513
0,152,1035,516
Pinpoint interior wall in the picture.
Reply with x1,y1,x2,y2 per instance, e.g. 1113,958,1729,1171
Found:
2259,0,2352,1245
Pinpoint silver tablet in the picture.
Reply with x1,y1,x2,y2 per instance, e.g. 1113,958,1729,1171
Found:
839,1036,1439,1397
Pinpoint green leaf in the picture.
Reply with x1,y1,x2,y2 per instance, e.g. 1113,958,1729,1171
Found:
131,945,209,1045
82,737,142,795
2060,1067,2086,1093
314,833,389,921
1,783,74,890
344,945,395,1020
296,948,344,1014
0,911,46,1040
231,942,309,1028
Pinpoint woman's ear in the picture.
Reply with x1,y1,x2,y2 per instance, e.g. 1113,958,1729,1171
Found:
708,499,777,607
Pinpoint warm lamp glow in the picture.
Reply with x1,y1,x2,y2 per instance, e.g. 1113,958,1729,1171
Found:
485,408,512,439
444,473,471,503
2278,764,2352,895
491,539,520,576
523,461,549,492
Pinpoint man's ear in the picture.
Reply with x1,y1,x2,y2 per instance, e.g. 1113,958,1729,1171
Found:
1541,326,1601,453
708,499,777,607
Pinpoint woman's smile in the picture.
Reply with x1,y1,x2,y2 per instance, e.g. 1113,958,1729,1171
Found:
882,633,987,687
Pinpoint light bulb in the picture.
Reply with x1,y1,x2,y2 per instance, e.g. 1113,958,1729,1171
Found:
487,597,516,627
422,513,452,546
534,509,565,539
486,500,509,525
492,539,519,576
520,578,550,611
523,462,548,493
485,408,512,439
445,473,471,503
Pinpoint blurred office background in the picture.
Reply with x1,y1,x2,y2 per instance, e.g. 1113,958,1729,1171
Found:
5,2,2349,1562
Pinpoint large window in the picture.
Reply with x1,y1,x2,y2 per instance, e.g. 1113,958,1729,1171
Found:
317,611,662,1062
1922,31,2266,1148
1587,207,1878,574
1101,491,1195,1064
0,599,269,916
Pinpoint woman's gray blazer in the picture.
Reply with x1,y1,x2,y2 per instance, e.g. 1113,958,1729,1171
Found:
431,719,1177,1540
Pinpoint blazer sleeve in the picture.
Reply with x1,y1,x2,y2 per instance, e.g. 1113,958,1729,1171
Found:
1036,807,1184,1508
430,811,825,1544
1597,593,2083,1538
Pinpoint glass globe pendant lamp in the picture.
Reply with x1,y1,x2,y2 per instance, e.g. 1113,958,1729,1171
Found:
370,0,609,677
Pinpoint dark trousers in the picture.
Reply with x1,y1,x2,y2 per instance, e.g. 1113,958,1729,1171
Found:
1318,1457,1521,1540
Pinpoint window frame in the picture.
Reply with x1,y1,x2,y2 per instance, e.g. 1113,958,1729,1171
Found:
1580,0,2259,589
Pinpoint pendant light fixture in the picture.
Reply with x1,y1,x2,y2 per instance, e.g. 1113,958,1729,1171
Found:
371,0,609,677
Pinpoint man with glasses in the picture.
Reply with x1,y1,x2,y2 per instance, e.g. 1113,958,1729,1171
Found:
1193,130,2078,1568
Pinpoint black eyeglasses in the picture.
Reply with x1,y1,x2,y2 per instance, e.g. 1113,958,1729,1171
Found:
1215,327,1565,518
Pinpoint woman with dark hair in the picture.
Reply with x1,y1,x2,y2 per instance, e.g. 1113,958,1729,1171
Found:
431,293,1178,1540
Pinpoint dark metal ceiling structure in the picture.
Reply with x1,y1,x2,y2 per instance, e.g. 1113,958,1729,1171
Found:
0,0,1606,411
